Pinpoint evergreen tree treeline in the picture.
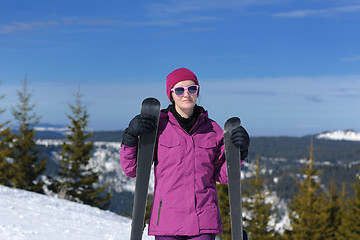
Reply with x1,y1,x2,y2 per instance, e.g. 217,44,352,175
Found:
0,79,110,210
285,140,329,239
243,154,279,240
283,139,360,240
216,139,360,240
217,154,279,240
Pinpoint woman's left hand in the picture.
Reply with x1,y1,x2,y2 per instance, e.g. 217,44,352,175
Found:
231,126,250,159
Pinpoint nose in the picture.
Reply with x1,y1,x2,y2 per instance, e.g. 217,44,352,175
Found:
183,89,190,97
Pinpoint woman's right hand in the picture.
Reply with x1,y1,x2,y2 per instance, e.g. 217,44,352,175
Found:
122,114,157,147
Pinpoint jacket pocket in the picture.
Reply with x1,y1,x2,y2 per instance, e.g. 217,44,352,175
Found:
196,139,217,149
196,139,218,162
158,139,182,169
158,138,181,148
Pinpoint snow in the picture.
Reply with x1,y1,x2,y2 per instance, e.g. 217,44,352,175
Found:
317,130,360,141
34,126,68,132
36,139,63,147
34,123,68,133
0,185,154,240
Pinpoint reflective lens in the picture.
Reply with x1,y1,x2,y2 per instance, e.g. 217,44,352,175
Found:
187,85,198,95
171,85,199,96
174,87,185,96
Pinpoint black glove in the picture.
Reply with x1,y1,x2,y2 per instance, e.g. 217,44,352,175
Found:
122,114,157,147
231,126,250,159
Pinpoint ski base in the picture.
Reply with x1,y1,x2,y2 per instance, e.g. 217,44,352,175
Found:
130,98,160,240
224,117,243,240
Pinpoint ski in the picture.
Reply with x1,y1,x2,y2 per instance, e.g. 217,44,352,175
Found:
130,97,161,240
224,117,243,240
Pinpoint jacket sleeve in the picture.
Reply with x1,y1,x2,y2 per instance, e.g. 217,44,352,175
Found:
214,137,245,184
120,144,138,178
214,138,228,184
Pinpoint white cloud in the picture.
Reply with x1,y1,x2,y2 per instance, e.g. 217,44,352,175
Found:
173,27,216,33
144,0,279,25
273,9,327,18
273,4,360,18
335,5,360,13
147,0,278,15
0,18,120,35
0,21,52,34
340,55,360,62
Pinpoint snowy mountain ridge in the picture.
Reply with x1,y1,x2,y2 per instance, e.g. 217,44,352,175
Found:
33,123,360,142
316,130,360,141
0,185,153,240
30,123,68,133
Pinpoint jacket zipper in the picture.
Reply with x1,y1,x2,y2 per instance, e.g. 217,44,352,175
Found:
157,200,162,226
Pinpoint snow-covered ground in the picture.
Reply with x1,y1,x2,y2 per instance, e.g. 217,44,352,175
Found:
0,185,154,240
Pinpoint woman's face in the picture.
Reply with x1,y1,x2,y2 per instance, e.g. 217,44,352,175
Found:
171,80,198,112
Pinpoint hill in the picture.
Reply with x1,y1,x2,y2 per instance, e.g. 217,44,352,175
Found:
0,185,153,240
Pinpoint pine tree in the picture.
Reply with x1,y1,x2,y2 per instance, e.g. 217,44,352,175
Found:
337,175,360,239
10,77,46,193
0,89,15,186
217,183,231,240
243,154,279,240
0,121,14,186
324,180,342,239
336,182,347,239
286,139,329,240
50,88,111,209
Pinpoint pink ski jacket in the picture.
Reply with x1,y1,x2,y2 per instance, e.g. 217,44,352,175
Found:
120,109,240,236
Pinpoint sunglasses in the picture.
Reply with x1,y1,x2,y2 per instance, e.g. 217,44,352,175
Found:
171,85,199,97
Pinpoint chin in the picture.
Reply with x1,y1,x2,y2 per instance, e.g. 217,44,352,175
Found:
181,102,195,108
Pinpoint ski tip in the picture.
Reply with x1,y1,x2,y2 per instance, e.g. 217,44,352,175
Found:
224,117,241,128
142,97,160,106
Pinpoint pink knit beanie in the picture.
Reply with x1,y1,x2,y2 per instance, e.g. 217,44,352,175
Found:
166,68,199,100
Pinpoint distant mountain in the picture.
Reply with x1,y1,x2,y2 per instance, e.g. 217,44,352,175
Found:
33,123,124,142
317,130,360,141
33,124,360,142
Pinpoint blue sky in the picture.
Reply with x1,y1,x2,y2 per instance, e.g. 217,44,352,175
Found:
1,0,360,136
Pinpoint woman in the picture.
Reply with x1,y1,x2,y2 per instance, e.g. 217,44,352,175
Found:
120,68,249,240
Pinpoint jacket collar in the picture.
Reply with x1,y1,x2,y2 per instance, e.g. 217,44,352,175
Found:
160,105,208,134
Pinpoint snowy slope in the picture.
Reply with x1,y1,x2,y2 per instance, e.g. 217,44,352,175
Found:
316,130,360,141
0,185,154,240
